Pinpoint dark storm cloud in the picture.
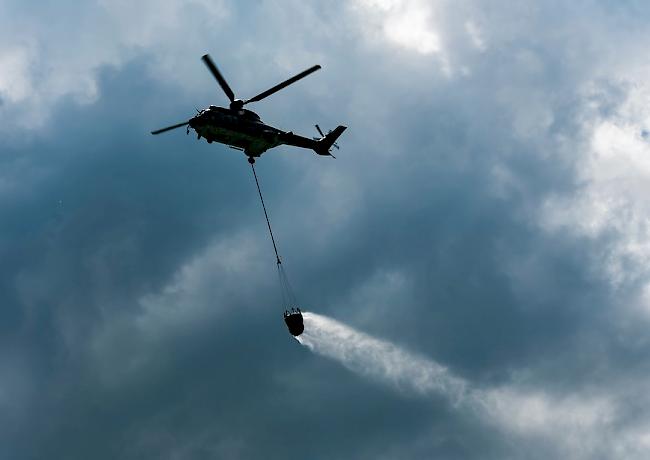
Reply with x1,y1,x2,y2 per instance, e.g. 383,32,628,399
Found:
3,1,650,459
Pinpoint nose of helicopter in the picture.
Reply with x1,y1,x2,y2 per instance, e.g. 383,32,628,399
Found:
188,115,206,131
186,115,203,137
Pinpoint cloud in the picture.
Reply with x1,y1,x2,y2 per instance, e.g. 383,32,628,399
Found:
3,1,650,459
355,0,442,55
541,74,650,290
0,0,230,132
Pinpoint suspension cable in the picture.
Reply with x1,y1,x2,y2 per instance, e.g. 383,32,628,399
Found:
250,161,282,266
249,160,300,309
277,262,297,307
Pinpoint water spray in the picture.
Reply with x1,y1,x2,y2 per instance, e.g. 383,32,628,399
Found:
297,312,467,403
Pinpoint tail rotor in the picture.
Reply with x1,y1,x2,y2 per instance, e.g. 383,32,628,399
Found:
315,124,340,150
313,124,344,158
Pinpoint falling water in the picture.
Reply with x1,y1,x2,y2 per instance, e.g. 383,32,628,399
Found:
294,312,621,458
296,312,467,403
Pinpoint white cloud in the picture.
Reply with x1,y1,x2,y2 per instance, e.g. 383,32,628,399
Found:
89,230,267,387
0,47,35,104
541,74,650,291
353,0,442,55
0,0,230,132
464,20,486,51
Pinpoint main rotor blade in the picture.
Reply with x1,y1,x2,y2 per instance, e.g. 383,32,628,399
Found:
201,54,235,103
151,121,189,135
245,65,321,105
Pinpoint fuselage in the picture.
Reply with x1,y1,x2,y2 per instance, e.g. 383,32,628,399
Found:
188,105,314,158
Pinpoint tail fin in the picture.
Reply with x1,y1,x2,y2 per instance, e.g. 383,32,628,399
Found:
314,125,347,156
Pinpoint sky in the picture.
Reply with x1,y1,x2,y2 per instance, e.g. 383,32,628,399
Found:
2,0,650,458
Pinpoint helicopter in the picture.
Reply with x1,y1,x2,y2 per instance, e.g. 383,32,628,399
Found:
151,54,347,164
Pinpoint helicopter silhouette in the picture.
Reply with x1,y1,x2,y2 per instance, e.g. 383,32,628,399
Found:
151,54,347,164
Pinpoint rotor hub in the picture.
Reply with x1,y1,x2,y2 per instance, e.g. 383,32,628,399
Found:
230,99,245,111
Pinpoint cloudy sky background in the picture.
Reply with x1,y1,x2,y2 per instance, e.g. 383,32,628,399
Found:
2,0,650,458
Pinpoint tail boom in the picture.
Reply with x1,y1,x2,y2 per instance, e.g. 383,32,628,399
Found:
279,125,347,156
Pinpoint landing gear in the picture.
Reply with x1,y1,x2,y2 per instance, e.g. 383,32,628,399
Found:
247,156,255,164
